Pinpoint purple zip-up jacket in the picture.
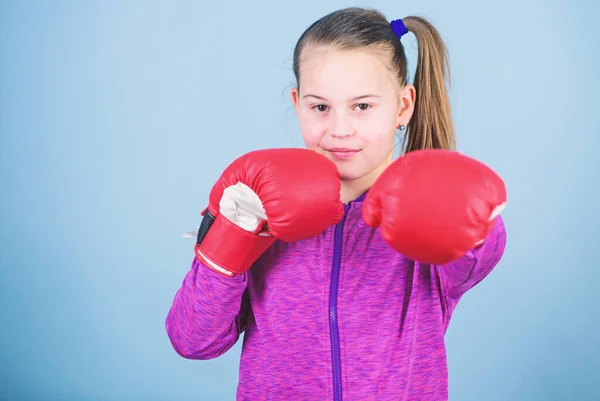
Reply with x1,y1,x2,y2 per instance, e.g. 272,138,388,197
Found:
165,192,507,400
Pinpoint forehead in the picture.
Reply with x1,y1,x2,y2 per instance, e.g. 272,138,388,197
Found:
298,46,397,96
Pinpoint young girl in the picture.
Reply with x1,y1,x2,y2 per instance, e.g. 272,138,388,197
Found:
166,7,507,401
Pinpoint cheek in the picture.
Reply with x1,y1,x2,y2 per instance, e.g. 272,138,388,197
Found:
298,112,325,149
358,116,396,151
361,131,395,162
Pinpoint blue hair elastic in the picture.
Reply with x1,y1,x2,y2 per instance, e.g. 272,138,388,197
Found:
390,18,408,39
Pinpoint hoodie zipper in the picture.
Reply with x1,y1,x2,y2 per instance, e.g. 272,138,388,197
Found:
329,202,350,401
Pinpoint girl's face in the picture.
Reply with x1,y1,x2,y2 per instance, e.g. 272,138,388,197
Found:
291,47,414,186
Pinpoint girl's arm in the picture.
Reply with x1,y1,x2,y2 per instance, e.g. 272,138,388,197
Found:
165,257,250,360
436,215,507,300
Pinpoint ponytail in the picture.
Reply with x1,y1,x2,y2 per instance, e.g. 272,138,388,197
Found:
402,16,455,152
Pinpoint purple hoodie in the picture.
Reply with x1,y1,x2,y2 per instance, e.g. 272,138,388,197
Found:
165,192,507,400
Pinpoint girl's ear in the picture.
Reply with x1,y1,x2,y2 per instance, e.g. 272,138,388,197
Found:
291,87,300,109
397,84,416,128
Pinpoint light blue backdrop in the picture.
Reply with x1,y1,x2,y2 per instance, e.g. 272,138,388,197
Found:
1,1,598,400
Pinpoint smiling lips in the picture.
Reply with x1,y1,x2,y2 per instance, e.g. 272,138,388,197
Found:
327,148,360,160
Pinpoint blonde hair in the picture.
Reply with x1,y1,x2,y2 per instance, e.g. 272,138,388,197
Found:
292,8,455,153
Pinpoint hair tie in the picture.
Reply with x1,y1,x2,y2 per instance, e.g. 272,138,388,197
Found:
390,19,408,39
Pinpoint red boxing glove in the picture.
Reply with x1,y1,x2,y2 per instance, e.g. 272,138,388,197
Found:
195,148,344,276
363,149,506,264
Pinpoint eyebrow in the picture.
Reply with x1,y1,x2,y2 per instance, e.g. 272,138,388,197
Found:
302,94,381,101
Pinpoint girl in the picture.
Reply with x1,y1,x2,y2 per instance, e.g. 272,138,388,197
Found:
166,7,507,401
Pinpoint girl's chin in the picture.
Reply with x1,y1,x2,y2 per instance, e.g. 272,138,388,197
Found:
337,167,368,182
319,152,376,182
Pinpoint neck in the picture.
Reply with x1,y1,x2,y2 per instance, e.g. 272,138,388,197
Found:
340,152,394,204
340,179,369,204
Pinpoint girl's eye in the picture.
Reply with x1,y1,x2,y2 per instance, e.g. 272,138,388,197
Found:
356,103,370,111
314,104,329,112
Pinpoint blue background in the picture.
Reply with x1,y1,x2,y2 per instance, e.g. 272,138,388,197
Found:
1,0,598,400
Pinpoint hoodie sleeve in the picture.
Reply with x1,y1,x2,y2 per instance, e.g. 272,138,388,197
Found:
165,257,250,360
436,215,507,300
